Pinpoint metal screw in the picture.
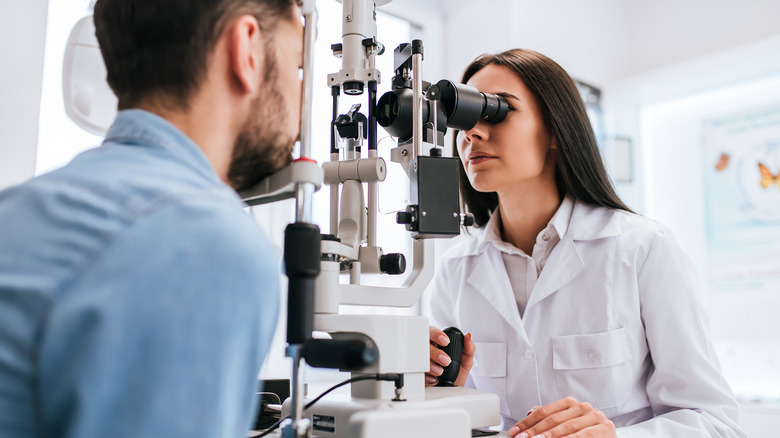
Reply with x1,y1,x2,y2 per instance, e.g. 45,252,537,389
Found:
401,149,408,157
422,211,427,217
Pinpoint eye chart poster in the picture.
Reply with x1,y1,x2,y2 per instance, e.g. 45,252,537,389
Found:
702,106,780,290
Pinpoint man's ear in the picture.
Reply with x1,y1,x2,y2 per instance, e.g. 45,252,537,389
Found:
226,15,264,96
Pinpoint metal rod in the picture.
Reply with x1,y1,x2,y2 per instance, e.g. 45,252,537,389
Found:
368,150,378,246
299,8,317,160
330,86,340,154
412,51,423,160
285,3,317,438
330,154,339,236
431,97,438,148
294,6,318,224
330,85,339,234
282,344,307,438
296,183,315,224
368,81,377,151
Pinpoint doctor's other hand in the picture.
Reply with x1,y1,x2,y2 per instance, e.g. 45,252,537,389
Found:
425,326,475,387
507,397,616,438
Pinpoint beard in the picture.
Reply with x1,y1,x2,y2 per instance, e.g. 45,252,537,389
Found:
227,49,297,192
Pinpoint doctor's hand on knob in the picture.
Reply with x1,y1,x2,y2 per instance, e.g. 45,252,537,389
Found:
425,326,475,387
507,397,617,438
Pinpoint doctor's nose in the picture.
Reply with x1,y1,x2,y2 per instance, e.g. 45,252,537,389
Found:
463,121,488,143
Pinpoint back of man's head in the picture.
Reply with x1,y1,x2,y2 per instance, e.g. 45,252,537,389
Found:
93,0,297,111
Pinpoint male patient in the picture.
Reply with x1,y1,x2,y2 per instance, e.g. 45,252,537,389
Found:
0,0,302,436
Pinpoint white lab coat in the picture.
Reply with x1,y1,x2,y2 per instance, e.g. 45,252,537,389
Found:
425,200,745,438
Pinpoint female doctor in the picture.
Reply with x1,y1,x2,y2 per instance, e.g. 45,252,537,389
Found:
424,49,744,438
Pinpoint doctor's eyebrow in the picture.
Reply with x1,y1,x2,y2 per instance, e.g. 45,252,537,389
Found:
495,91,520,102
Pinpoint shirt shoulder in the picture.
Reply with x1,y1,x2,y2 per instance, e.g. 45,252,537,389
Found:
82,195,279,290
612,209,674,249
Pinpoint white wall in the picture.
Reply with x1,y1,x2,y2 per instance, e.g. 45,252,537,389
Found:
634,49,780,408
0,0,49,191
440,0,628,87
439,0,780,89
622,0,780,80
438,0,780,212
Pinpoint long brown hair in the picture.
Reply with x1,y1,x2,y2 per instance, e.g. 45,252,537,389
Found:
456,49,632,227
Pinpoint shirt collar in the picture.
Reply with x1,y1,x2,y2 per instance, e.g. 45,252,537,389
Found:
102,109,224,186
476,196,575,255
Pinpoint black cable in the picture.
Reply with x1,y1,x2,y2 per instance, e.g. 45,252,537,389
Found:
254,417,285,438
254,374,402,438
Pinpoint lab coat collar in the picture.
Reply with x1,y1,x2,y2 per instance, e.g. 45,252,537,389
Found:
468,199,622,257
550,196,574,239
466,246,526,331
566,200,622,241
463,200,622,323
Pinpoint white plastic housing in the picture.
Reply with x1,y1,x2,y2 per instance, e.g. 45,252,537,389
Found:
63,16,117,136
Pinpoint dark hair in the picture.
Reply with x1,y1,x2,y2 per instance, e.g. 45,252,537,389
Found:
456,48,632,227
93,0,297,110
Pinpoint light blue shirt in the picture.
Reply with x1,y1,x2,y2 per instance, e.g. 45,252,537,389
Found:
0,110,280,437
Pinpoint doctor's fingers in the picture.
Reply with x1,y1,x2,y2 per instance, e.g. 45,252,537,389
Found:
508,400,615,438
462,332,476,356
454,333,475,387
510,413,615,438
429,343,453,368
514,412,615,438
429,325,450,347
507,397,585,436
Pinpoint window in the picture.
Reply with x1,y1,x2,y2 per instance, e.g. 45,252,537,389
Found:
260,1,418,383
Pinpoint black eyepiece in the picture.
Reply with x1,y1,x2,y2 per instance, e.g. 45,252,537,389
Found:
376,79,508,140
435,80,508,130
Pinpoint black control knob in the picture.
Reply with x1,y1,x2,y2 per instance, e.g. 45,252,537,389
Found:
435,327,464,387
461,213,475,227
396,211,413,224
343,81,364,95
379,253,406,275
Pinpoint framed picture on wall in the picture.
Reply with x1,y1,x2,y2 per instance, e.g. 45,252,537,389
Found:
614,136,633,183
575,80,603,148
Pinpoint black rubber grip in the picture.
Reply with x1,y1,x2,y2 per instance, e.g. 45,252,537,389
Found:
435,327,463,387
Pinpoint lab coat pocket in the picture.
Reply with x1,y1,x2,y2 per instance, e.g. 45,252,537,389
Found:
472,342,510,416
551,328,632,412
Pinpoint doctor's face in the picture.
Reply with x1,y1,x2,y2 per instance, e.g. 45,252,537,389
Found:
456,64,557,195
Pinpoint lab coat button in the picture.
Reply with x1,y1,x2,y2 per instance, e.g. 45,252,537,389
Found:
542,234,550,241
587,349,597,360
524,350,533,359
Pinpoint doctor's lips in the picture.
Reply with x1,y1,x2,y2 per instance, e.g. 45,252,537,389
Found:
468,151,498,166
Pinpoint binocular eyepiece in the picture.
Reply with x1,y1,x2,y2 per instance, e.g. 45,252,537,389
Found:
377,79,509,141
